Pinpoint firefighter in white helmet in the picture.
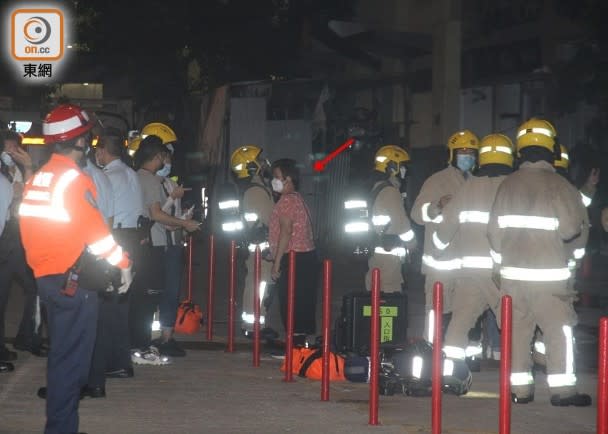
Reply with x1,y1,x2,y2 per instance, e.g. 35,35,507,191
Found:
411,130,479,341
434,133,514,367
488,118,591,406
230,145,276,338
365,145,416,293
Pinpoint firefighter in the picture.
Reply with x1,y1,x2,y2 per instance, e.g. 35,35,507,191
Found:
18,104,133,433
488,118,591,406
434,134,514,366
411,130,479,341
365,145,416,293
229,145,275,337
532,144,598,366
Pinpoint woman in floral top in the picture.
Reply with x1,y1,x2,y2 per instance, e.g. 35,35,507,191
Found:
269,159,319,343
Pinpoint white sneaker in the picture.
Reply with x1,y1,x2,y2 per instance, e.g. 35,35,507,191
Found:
131,346,171,366
492,350,501,361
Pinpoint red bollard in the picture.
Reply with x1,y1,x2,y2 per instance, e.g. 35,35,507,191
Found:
206,234,216,341
283,250,296,382
500,295,512,434
253,247,261,367
598,317,608,434
369,268,380,426
226,240,237,353
432,282,443,434
321,260,332,401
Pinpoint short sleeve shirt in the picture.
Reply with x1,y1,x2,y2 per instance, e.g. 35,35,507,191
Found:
137,169,166,246
269,192,315,256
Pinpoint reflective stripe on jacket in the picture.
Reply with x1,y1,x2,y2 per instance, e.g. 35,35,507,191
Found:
19,153,129,278
488,161,584,282
434,175,506,275
411,166,465,273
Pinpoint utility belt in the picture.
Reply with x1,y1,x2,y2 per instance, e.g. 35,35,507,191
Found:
63,250,120,296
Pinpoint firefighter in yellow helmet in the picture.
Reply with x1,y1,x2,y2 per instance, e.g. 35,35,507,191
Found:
434,134,514,373
365,145,416,293
411,129,479,341
229,145,276,338
488,118,591,406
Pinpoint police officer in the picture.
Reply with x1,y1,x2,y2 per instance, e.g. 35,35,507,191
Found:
434,134,514,364
365,145,416,293
488,118,591,406
411,130,479,341
229,145,275,336
18,104,133,433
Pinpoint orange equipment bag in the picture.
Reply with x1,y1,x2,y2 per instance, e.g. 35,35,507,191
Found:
174,300,203,335
280,348,346,381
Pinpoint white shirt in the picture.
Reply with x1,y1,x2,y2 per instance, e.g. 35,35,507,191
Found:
103,158,145,229
0,173,13,235
84,160,115,224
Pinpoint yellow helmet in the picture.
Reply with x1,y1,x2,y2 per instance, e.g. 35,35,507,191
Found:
478,134,514,167
141,122,177,145
230,145,263,179
516,118,556,153
447,129,479,163
374,145,410,174
554,144,569,170
127,137,142,157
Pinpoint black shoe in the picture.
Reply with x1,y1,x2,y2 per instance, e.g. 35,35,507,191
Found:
0,346,17,361
83,386,106,398
0,361,14,373
105,367,134,378
37,387,86,400
155,339,186,357
550,393,592,407
511,393,534,404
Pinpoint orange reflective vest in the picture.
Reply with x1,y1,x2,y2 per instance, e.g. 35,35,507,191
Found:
19,153,129,278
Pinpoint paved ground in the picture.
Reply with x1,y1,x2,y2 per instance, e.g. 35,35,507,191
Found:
1,240,606,433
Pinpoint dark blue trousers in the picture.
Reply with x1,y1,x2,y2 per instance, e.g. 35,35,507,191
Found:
37,274,98,434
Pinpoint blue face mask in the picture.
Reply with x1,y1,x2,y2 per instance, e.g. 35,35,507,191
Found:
156,163,171,178
456,154,476,172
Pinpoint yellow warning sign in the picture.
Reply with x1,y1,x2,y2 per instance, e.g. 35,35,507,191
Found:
381,317,393,342
362,306,398,317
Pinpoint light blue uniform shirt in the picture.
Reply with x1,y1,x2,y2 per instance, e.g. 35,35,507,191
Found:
103,158,145,229
0,173,13,235
84,159,114,223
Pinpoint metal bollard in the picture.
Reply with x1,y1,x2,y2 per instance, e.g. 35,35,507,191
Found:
500,295,512,434
432,282,443,434
321,260,332,402
369,268,380,425
252,247,262,367
226,240,237,353
598,317,608,434
283,251,296,382
206,234,216,341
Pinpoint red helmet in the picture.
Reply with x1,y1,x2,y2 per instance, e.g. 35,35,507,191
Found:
42,104,95,144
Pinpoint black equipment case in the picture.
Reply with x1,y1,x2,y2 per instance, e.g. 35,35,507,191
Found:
335,291,407,355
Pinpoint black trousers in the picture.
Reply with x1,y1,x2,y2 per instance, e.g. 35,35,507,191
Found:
88,292,131,387
277,250,319,336
128,245,164,349
0,224,40,350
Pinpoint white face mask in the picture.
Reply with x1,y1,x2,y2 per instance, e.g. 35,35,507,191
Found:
271,178,284,193
399,166,407,179
156,163,172,178
1,152,15,167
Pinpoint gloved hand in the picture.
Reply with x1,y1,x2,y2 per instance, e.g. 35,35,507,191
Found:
117,265,133,294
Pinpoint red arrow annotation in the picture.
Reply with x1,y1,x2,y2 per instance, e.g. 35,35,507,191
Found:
312,138,356,172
